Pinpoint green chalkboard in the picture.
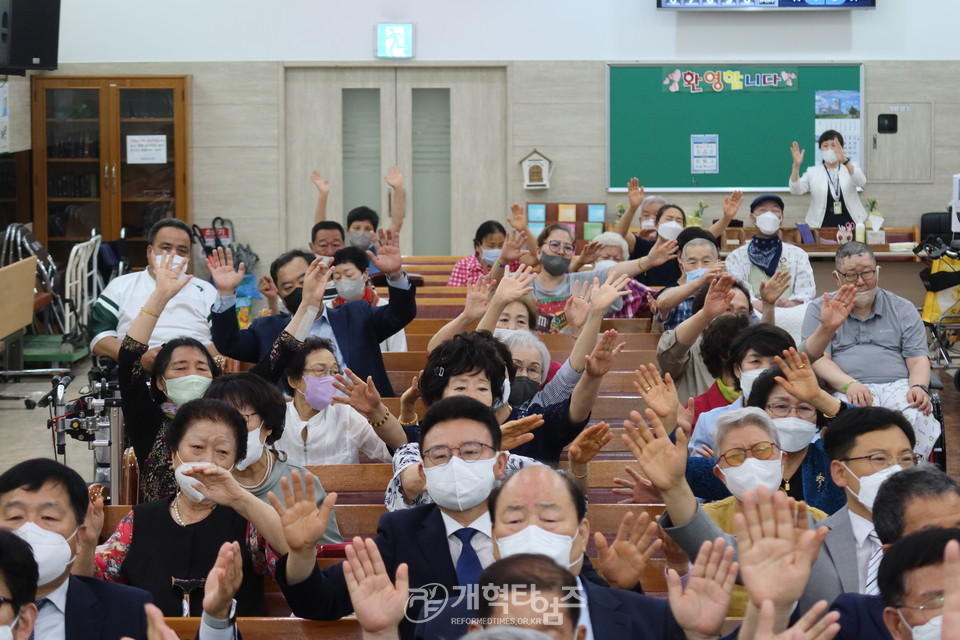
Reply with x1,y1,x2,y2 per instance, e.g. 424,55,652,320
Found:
608,64,863,191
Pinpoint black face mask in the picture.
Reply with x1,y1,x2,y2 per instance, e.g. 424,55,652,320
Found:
509,376,540,406
283,287,303,316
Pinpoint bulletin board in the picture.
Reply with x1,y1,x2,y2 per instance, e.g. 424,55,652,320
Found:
608,64,864,192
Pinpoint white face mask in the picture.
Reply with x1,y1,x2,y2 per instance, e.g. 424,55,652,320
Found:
842,463,902,513
335,276,366,302
496,524,580,569
755,211,782,235
174,459,216,504
738,368,765,402
657,221,684,241
235,426,265,471
719,457,783,501
640,219,657,230
0,613,20,640
594,259,619,271
423,456,498,511
490,378,511,410
13,521,77,586
163,374,213,407
854,288,878,307
153,253,188,279
773,417,818,453
897,611,941,640
821,149,839,164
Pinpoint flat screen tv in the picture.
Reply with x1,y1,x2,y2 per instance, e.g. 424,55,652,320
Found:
658,0,876,9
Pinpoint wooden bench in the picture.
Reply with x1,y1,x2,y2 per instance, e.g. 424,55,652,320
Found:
380,395,645,424
382,350,656,374
386,369,643,397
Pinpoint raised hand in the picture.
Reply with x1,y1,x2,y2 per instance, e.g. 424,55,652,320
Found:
80,484,105,549
591,272,631,311
659,524,692,575
384,166,404,190
568,422,613,465
311,169,331,194
399,371,422,423
668,538,738,639
577,240,602,267
507,204,529,233
500,414,544,450
208,247,247,296
332,368,384,417
202,541,243,620
621,408,689,493
495,264,537,302
584,329,625,377
152,251,193,300
594,510,662,590
499,229,528,264
759,270,791,307
268,470,338,552
943,539,960,639
819,285,856,332
627,177,645,210
722,190,744,220
701,274,736,319
345,537,409,635
677,398,695,438
647,238,679,267
258,274,279,302
773,348,821,404
369,228,402,276
302,257,331,306
633,364,680,427
463,277,493,321
564,279,593,330
733,487,827,609
751,599,840,640
790,141,805,167
612,466,654,504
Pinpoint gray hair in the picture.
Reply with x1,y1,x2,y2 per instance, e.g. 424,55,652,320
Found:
497,329,551,374
834,241,876,270
712,407,781,455
873,465,960,545
681,237,720,261
592,231,629,261
641,194,667,210
464,628,554,640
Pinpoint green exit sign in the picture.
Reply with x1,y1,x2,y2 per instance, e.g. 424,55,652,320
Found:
376,24,414,59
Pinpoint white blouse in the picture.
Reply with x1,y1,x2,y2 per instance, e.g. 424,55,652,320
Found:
278,401,393,466
789,161,868,228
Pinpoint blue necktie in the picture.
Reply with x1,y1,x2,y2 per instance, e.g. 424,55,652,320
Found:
28,598,49,640
454,528,483,586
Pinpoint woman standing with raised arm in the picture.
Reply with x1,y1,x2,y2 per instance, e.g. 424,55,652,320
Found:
789,130,868,229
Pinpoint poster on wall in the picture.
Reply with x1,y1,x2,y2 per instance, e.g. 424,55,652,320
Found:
0,83,9,153
813,90,861,167
691,134,719,174
126,135,167,164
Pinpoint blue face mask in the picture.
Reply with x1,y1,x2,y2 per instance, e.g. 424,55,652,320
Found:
481,248,502,266
686,267,708,282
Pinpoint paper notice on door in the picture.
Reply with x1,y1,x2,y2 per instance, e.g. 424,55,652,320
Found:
126,135,167,164
691,134,719,174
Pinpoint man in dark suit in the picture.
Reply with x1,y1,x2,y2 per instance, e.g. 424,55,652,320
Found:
830,465,960,640
0,459,241,640
0,529,40,638
209,229,416,396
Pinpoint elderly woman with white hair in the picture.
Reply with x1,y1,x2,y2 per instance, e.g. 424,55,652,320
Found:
589,231,656,318
620,404,828,616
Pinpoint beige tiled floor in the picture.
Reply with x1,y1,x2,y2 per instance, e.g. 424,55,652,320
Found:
0,358,96,481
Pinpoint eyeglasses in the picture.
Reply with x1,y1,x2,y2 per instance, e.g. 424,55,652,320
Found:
0,595,18,612
765,403,817,421
898,594,945,614
423,442,495,465
842,453,922,472
303,366,341,377
544,240,576,256
512,360,543,379
718,441,781,467
836,268,878,284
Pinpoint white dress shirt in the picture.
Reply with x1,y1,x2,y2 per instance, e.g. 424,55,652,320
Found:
278,401,392,466
574,576,594,640
439,510,495,572
32,577,69,640
848,509,880,593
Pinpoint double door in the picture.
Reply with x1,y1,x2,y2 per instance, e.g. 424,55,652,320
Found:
32,75,189,268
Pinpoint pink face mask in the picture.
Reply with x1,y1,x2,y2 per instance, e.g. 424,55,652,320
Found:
298,376,336,411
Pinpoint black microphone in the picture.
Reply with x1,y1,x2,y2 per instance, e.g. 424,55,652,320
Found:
54,375,74,405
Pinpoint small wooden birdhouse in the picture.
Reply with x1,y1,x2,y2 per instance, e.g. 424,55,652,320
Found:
520,150,552,190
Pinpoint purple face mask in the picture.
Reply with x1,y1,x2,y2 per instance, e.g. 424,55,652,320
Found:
298,376,336,411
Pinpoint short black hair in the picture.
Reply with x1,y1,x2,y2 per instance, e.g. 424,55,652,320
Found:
269,249,314,289
489,467,588,523
346,206,379,230
311,220,345,244
822,406,916,462
418,396,502,453
476,554,581,629
205,373,287,445
818,129,845,148
878,527,960,607
0,529,38,610
474,221,508,249
700,313,751,379
691,278,752,315
151,337,221,405
282,337,337,395
677,226,720,251
655,204,686,225
148,218,193,245
419,331,509,407
165,398,248,465
331,246,369,273
873,466,960,545
0,458,88,526
727,323,795,388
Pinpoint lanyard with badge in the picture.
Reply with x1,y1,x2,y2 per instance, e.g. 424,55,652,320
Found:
824,164,843,216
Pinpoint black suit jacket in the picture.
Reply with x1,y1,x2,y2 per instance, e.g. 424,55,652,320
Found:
65,575,151,640
415,574,684,639
830,593,892,640
210,281,416,396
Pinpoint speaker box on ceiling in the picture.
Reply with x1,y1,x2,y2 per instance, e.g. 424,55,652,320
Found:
0,0,61,73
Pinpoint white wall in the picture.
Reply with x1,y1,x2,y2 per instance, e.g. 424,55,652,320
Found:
60,0,960,64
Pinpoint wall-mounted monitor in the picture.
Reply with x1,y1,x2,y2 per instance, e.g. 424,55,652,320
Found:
658,0,876,9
